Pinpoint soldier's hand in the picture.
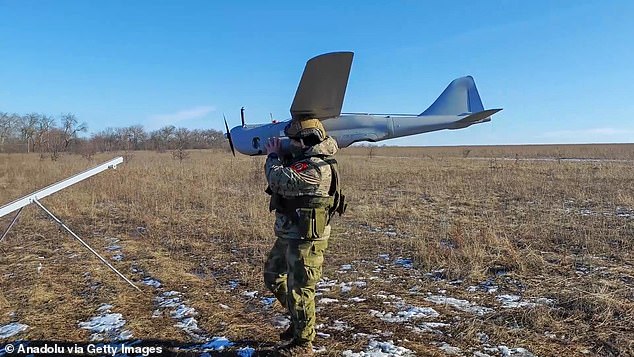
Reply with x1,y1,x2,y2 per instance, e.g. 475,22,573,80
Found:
265,137,282,156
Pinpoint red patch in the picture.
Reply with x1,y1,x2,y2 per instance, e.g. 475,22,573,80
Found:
291,162,309,173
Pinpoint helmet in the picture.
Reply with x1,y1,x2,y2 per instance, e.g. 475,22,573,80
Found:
284,118,326,142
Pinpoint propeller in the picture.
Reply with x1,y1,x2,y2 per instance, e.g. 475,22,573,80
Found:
240,107,246,127
224,114,236,157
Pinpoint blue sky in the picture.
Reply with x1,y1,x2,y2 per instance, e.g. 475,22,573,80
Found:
1,1,633,145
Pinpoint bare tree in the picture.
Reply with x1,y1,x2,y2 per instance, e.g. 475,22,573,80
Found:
0,112,15,152
34,114,56,153
60,113,87,149
19,113,40,153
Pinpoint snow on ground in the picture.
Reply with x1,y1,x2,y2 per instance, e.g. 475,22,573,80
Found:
394,258,414,269
412,322,451,334
0,322,28,339
343,339,415,357
327,320,354,332
271,315,291,329
319,298,340,305
135,267,259,353
496,294,555,309
78,303,132,341
370,305,439,323
369,294,440,323
141,277,162,288
348,297,367,302
562,200,634,220
340,264,353,271
229,279,240,289
438,342,462,355
237,346,256,357
340,281,367,293
260,297,276,307
467,278,499,294
425,295,494,316
153,290,206,340
486,345,537,357
105,237,125,262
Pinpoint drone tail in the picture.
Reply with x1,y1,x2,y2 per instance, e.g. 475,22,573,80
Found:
419,76,485,116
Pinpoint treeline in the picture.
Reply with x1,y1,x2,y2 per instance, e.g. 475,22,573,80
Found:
0,112,227,157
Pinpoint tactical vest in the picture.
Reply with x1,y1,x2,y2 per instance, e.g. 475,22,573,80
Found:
267,156,346,224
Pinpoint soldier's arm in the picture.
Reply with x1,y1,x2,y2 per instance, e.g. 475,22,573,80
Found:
265,155,321,195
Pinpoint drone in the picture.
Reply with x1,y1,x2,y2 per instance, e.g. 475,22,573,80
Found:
224,51,502,156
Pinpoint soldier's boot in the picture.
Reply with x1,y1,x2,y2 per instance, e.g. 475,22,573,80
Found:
274,340,313,357
279,323,294,341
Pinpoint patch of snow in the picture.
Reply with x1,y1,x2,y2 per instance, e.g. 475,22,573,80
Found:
171,304,197,319
261,297,276,306
142,277,162,288
219,304,230,310
343,340,415,357
272,316,291,329
340,264,353,271
424,269,447,281
369,305,439,323
378,253,390,260
438,342,462,355
328,320,353,332
154,290,206,340
425,295,494,315
243,291,258,298
317,277,338,288
237,346,256,357
498,345,537,357
118,330,133,340
319,298,340,304
477,332,490,344
78,308,129,341
474,352,495,357
316,332,330,338
229,280,239,289
467,278,499,293
200,336,234,350
97,303,114,312
496,294,555,309
352,332,379,340
413,321,450,334
0,322,28,338
394,258,414,269
348,297,366,303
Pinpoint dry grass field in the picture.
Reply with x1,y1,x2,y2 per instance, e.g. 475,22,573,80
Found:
0,144,632,356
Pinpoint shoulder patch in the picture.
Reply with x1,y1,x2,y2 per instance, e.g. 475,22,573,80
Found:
291,162,309,173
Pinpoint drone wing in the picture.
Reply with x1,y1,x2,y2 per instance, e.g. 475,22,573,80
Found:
290,51,354,120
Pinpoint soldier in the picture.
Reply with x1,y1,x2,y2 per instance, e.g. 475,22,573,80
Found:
263,118,345,356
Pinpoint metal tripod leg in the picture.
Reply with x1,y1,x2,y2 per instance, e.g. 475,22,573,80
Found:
33,199,142,292
0,207,22,244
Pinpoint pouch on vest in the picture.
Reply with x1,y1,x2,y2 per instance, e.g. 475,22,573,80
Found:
296,208,327,239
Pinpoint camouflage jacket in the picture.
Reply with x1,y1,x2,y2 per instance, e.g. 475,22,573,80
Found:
265,136,339,239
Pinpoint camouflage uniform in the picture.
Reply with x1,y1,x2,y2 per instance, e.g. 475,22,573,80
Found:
263,136,338,343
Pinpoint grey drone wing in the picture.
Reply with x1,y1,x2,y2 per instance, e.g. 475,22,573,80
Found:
290,51,354,120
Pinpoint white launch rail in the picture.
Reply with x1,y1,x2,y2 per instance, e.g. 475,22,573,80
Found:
0,157,141,292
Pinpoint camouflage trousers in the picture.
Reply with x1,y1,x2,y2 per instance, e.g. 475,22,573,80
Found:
263,237,328,343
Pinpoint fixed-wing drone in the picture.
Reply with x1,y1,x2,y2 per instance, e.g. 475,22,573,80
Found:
224,52,501,156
